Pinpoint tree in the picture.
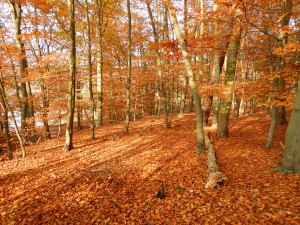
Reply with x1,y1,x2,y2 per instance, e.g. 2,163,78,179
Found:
217,15,241,138
0,76,25,157
63,0,76,151
265,0,293,148
146,0,171,128
8,0,36,142
124,0,132,134
84,0,95,140
165,0,205,154
274,79,300,173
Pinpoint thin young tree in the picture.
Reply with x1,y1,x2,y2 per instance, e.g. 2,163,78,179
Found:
85,0,95,140
95,0,104,127
146,1,171,128
165,0,205,153
8,0,36,142
63,0,77,151
0,76,25,157
124,0,132,134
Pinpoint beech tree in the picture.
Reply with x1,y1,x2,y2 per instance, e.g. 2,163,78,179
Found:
276,78,300,173
165,0,205,154
217,12,241,138
8,0,36,143
124,0,132,134
265,0,293,148
63,0,76,151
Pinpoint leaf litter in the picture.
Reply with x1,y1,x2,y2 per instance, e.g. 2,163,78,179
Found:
0,113,299,224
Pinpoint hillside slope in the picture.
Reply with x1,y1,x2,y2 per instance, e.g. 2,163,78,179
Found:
1,113,300,224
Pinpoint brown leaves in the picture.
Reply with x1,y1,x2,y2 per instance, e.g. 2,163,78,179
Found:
0,113,300,224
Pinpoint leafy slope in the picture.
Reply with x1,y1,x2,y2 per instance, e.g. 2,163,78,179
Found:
0,113,300,224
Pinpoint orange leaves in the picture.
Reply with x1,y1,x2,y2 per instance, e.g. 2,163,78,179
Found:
1,113,300,224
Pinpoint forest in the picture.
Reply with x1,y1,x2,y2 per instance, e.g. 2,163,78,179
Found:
0,0,300,224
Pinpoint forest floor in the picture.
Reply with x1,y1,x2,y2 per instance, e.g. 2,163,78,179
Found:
0,112,300,224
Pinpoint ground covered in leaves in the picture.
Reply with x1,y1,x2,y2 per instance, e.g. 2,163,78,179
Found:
1,112,300,224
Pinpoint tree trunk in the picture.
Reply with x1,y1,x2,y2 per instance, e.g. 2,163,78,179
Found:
146,2,171,128
265,0,292,147
0,83,13,158
85,0,95,140
124,0,132,134
77,80,82,131
166,0,205,153
202,95,213,126
63,0,76,151
95,0,104,127
33,8,51,139
0,77,26,157
274,79,300,173
8,1,30,137
204,132,227,188
211,3,233,127
217,20,241,138
178,0,189,118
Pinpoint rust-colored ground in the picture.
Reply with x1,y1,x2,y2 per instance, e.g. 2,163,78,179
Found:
1,113,299,224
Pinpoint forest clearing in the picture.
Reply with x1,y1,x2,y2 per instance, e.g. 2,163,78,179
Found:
1,112,300,224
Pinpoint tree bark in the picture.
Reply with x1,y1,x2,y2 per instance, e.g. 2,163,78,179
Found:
204,132,227,188
216,19,241,138
274,79,300,173
146,2,171,128
85,0,95,140
63,0,76,151
165,0,205,153
178,0,189,117
95,0,104,127
8,1,36,142
211,2,232,128
0,81,13,158
0,77,25,157
124,0,132,134
265,0,292,148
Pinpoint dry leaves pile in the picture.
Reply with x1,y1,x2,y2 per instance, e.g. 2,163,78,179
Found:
0,113,300,224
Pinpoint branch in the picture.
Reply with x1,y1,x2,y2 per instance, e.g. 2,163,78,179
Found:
241,1,280,41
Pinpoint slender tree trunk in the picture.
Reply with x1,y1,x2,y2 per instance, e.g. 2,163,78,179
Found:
217,20,241,138
63,0,76,151
8,1,30,139
146,2,171,128
212,3,232,128
166,0,205,153
95,0,104,127
163,5,172,128
265,0,292,148
124,0,132,134
0,77,25,157
77,80,82,131
85,0,95,140
178,0,189,117
0,82,13,158
33,8,51,139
